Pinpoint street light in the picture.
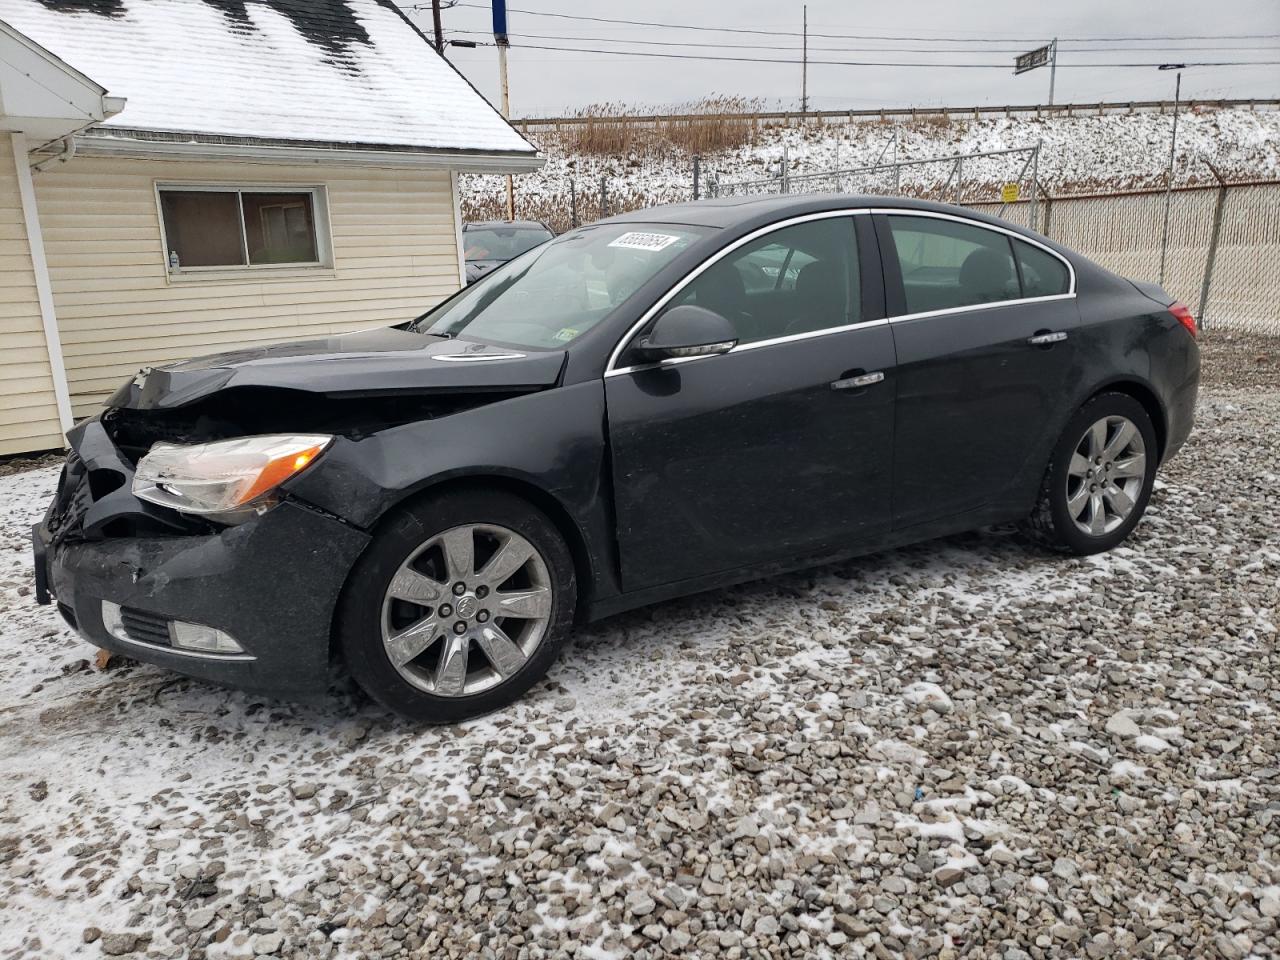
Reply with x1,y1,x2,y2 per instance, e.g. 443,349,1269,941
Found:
1157,64,1187,286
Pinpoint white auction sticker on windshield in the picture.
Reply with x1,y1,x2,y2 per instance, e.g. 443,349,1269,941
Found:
608,231,682,252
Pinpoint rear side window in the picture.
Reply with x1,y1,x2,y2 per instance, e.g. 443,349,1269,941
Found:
886,215,1019,315
1014,238,1070,297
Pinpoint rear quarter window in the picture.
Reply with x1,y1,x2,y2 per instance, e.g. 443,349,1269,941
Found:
1014,239,1071,297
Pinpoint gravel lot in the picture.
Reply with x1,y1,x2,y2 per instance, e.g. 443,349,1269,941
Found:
0,333,1276,960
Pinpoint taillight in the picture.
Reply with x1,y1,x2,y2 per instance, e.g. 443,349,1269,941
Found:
1169,301,1197,338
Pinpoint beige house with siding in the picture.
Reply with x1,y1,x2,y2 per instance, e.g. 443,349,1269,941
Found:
0,0,540,455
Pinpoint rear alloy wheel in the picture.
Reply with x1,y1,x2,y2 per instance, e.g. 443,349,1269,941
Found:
1064,415,1147,537
1020,392,1158,555
339,490,575,722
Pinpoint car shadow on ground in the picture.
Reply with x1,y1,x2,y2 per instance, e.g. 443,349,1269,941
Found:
25,524,1056,743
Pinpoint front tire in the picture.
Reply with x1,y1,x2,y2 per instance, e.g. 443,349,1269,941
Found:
337,489,576,723
1020,392,1158,555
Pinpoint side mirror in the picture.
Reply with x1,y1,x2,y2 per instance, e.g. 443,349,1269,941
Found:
635,305,738,362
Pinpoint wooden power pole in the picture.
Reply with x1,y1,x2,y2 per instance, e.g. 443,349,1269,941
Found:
431,0,444,54
801,5,808,113
494,0,514,219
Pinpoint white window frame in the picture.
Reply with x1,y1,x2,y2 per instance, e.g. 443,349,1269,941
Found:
154,182,334,278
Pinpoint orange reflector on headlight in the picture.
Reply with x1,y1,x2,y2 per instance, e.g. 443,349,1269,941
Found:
237,441,329,505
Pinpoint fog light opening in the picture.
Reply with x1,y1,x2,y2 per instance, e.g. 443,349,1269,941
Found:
99,600,245,656
169,620,245,655
101,600,126,641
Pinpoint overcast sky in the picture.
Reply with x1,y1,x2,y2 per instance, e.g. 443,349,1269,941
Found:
395,0,1280,118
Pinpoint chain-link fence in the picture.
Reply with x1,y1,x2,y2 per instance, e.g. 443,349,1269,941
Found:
967,181,1280,333
708,145,1044,232
463,168,1280,335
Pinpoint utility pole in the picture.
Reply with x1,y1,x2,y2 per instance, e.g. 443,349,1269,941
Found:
493,0,514,220
801,5,808,113
1048,37,1058,105
430,0,444,55
1158,65,1185,285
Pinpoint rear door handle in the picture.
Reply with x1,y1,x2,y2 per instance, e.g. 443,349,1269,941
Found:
831,371,884,390
1028,331,1068,346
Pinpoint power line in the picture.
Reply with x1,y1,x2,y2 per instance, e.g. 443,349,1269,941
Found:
470,41,1280,69
424,4,1280,44
443,27,1280,55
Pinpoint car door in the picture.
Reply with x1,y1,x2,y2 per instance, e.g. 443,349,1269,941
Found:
874,211,1080,529
604,213,896,593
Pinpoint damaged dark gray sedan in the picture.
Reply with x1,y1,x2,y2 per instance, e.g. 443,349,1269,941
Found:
35,196,1199,722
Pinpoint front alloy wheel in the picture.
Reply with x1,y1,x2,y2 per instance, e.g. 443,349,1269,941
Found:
339,490,576,722
381,524,553,697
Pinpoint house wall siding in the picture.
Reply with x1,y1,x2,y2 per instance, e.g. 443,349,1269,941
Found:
0,137,64,454
33,156,463,418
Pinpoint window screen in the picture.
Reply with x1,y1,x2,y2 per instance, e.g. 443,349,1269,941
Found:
160,188,322,271
674,217,859,345
1014,238,1070,297
886,216,1020,315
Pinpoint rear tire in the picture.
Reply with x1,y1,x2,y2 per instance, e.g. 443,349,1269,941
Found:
337,489,576,723
1019,392,1158,555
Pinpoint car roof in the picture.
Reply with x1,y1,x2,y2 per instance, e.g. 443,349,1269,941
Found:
465,220,550,231
601,194,1060,247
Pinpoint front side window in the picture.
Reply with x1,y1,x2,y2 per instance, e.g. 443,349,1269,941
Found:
673,216,859,345
886,215,1019,314
159,186,326,271
420,223,708,349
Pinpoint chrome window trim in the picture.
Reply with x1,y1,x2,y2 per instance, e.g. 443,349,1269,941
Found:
609,317,891,376
603,205,1076,378
887,292,1077,326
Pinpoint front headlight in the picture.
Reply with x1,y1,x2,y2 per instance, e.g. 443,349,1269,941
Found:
133,434,332,523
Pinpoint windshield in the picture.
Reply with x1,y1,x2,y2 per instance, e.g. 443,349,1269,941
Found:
463,225,553,262
420,223,709,349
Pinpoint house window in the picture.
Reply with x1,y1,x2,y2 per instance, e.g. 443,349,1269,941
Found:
158,185,328,272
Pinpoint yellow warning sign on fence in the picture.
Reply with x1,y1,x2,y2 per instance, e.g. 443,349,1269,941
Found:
1001,183,1021,203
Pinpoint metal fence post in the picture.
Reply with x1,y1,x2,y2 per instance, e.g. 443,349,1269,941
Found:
599,174,608,219
1197,178,1229,329
692,155,701,201
1040,192,1053,238
1028,140,1041,231
955,156,964,204
569,178,578,228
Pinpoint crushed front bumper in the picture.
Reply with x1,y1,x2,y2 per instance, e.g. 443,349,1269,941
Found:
35,417,370,697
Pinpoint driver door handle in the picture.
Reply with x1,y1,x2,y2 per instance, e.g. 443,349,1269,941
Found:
831,371,884,391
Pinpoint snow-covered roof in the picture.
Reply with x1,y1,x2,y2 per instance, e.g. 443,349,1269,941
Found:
0,0,536,157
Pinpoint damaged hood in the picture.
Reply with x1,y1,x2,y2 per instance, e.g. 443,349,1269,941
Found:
108,328,567,411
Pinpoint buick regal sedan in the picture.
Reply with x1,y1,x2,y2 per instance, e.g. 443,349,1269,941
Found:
34,196,1200,722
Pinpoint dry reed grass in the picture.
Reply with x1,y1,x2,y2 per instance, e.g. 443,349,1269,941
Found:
462,184,656,234
548,96,766,157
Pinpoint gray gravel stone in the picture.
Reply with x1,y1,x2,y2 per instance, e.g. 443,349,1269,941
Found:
1,332,1278,959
